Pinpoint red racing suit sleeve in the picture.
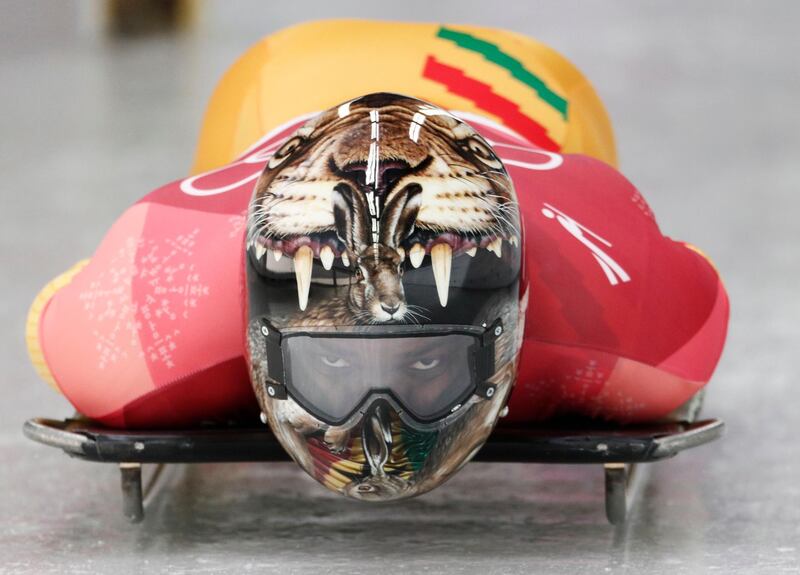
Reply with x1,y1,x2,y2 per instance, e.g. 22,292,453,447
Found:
510,152,728,422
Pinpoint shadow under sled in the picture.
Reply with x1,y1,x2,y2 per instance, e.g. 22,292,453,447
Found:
22,416,724,525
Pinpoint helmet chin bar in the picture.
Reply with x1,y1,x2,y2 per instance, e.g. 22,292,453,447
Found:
257,317,503,429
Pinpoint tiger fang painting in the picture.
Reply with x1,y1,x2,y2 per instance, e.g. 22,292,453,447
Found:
246,92,520,324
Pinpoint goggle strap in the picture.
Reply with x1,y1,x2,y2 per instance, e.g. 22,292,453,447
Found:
261,319,287,388
477,318,502,379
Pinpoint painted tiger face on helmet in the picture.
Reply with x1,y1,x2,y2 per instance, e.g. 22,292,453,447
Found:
247,92,519,324
246,93,523,501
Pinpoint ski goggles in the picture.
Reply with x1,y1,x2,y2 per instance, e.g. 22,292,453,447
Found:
257,319,503,426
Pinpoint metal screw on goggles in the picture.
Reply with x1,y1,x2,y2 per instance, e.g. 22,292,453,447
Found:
258,319,503,426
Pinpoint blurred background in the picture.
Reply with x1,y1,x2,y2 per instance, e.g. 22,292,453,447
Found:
1,2,798,574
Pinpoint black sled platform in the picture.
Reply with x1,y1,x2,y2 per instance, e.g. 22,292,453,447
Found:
23,417,723,525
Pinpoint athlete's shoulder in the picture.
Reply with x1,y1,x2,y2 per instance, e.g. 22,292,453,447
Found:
507,150,658,233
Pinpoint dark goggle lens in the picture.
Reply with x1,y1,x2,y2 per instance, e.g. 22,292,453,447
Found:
283,334,477,423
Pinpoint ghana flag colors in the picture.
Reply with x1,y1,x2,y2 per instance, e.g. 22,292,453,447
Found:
424,26,567,150
190,20,616,174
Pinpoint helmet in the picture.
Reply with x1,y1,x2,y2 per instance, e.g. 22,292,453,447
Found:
245,93,523,500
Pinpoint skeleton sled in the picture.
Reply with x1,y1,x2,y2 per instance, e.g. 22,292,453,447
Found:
25,415,723,524
23,21,728,525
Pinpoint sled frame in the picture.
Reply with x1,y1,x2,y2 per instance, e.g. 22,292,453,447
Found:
23,417,723,525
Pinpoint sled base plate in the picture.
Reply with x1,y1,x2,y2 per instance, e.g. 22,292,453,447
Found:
23,417,723,525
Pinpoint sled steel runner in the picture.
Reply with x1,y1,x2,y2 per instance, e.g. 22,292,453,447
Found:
23,417,723,525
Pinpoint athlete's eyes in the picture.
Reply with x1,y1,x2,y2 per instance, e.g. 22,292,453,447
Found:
268,136,304,169
409,358,441,371
320,356,350,368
